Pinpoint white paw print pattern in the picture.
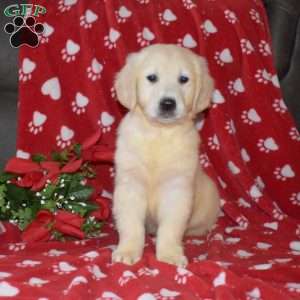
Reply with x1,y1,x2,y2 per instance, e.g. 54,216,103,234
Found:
138,267,159,277
154,288,180,299
16,260,41,268
96,291,122,300
228,161,240,175
137,27,155,47
87,265,107,281
289,127,300,142
19,58,36,82
109,167,115,177
228,78,245,95
240,39,255,54
214,48,233,66
177,33,197,48
71,92,89,115
241,148,251,163
28,111,47,135
80,9,98,29
225,119,236,134
218,176,227,189
193,253,208,262
213,271,226,287
257,137,279,153
61,39,80,63
236,216,249,229
238,198,251,208
40,22,54,44
115,6,132,23
249,8,261,24
200,20,218,37
87,58,103,81
285,283,300,294
258,40,271,56
110,86,116,99
43,249,66,257
234,250,254,259
98,112,115,133
273,98,287,113
41,77,61,101
136,0,150,4
53,261,77,275
212,89,225,107
255,69,272,84
58,0,77,13
27,277,49,287
274,164,295,181
199,153,210,168
290,192,300,206
224,9,238,24
255,176,265,190
182,0,196,9
174,267,192,284
241,108,262,125
56,126,74,149
208,134,220,150
272,202,286,221
158,9,177,26
248,184,262,202
104,28,121,49
118,270,137,286
246,287,262,300
79,251,99,262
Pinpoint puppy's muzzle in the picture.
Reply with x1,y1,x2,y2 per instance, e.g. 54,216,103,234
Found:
159,97,176,118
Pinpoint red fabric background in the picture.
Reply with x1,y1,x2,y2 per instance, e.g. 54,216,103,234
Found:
1,0,300,299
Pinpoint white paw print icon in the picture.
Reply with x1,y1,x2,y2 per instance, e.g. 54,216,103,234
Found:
182,0,196,10
98,112,115,133
136,0,150,4
234,249,254,259
285,283,300,294
104,28,121,49
241,148,250,162
199,153,210,168
87,265,107,281
238,198,251,208
79,250,99,262
249,8,261,24
80,9,98,29
273,98,287,113
248,184,262,202
290,192,300,206
228,78,245,95
214,48,233,66
28,111,47,135
40,22,54,44
109,167,115,177
177,33,197,48
193,253,208,262
200,19,217,37
228,160,240,175
137,267,159,277
43,249,66,257
41,77,61,101
246,287,261,300
61,39,80,62
16,260,41,268
71,92,89,115
118,270,137,286
56,126,74,149
255,68,272,84
158,9,177,26
19,58,36,82
225,119,236,134
224,9,238,24
213,271,226,287
154,288,180,299
257,137,279,153
212,89,225,107
258,40,271,56
87,58,103,81
274,164,295,181
218,176,227,189
289,127,300,141
53,261,77,275
8,243,26,252
115,6,132,23
241,108,262,125
236,216,249,229
137,27,155,47
272,202,286,221
174,267,192,284
255,176,265,190
110,86,116,99
240,38,255,54
27,277,49,287
58,0,77,12
207,134,220,150
97,291,122,300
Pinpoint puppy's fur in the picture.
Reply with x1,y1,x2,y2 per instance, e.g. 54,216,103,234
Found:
112,44,220,266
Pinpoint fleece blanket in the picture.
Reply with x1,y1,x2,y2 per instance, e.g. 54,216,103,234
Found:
1,0,300,299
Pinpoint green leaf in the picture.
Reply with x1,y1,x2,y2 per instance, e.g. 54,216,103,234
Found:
68,186,93,201
12,207,34,230
0,184,8,214
5,184,34,210
0,173,16,184
41,183,56,199
32,154,47,163
73,143,82,158
51,149,69,163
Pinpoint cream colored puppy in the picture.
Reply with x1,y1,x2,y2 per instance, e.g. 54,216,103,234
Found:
112,44,220,267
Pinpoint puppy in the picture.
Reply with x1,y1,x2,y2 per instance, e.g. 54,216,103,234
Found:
112,44,220,267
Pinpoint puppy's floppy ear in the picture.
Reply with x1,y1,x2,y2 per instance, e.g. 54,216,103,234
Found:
192,56,214,114
115,52,139,110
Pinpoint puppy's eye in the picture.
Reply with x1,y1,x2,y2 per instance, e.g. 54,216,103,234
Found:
147,74,158,83
179,75,189,84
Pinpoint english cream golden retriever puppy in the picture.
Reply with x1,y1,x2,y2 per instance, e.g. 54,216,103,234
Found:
112,44,220,267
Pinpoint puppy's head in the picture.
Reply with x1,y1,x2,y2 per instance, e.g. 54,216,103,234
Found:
115,44,214,124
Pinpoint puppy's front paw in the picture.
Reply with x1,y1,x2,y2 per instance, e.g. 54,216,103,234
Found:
112,247,142,265
156,248,188,267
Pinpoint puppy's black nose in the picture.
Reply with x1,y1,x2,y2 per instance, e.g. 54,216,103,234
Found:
159,97,176,113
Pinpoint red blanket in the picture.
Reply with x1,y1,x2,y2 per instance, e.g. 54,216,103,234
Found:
1,0,300,299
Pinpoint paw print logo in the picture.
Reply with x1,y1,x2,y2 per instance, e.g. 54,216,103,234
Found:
136,0,150,4
238,198,251,208
241,108,262,125
182,0,197,10
255,176,265,190
53,261,77,275
58,0,77,12
241,148,250,162
218,176,227,189
272,202,286,221
96,291,122,300
71,92,89,115
61,39,80,62
110,86,116,99
236,216,249,229
118,270,137,286
19,58,36,82
228,78,245,95
174,267,192,284
39,22,54,44
199,153,210,168
16,260,41,268
87,58,103,81
285,283,300,294
4,16,44,48
56,126,74,149
234,250,254,259
154,288,180,299
200,20,217,37
177,34,197,48
290,192,300,206
115,6,132,23
214,48,233,66
158,9,177,25
28,111,47,135
8,243,26,252
109,167,115,178
27,277,49,287
289,127,300,142
240,39,255,54
207,134,220,150
225,119,236,134
43,249,66,257
274,164,295,181
137,267,159,277
258,40,271,56
98,112,115,133
224,10,238,24
137,27,155,46
255,69,271,84
248,184,262,202
246,287,261,300
104,28,121,49
249,8,261,24
228,161,240,175
80,9,98,28
273,98,287,114
193,253,208,262
79,251,99,262
212,89,225,107
257,137,279,153
87,265,107,280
